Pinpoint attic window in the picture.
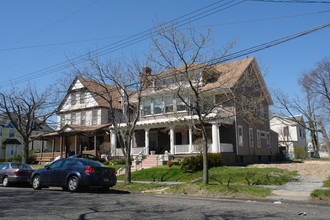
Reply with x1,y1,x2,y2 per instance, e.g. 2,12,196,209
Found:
71,93,77,105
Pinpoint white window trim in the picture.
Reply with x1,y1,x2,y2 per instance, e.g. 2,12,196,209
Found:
238,125,243,147
249,127,254,147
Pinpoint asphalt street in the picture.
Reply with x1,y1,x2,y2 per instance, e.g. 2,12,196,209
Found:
0,186,329,220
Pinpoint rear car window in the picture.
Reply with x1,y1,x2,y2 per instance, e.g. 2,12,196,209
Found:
11,163,33,169
79,159,105,167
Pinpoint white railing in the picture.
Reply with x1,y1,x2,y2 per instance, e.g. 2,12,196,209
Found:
132,147,146,155
174,143,233,154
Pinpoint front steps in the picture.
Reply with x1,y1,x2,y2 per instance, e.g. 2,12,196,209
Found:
134,154,159,170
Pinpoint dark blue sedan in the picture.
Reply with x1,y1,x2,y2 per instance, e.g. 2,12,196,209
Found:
30,158,117,192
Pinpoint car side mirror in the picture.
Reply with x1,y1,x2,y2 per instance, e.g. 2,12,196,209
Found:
45,165,50,169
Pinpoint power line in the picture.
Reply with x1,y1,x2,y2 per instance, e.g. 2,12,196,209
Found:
1,9,329,52
249,0,330,3
0,0,244,88
8,0,99,47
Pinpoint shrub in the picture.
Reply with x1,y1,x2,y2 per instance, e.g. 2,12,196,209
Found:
6,150,36,164
104,157,126,166
294,145,307,159
6,154,22,162
180,153,223,172
167,160,174,167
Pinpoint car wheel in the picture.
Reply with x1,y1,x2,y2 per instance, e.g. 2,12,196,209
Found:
32,175,41,190
2,176,9,187
67,176,79,192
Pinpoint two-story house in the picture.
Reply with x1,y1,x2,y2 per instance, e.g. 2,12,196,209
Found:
119,57,278,165
270,115,307,159
0,113,52,161
35,57,279,165
33,76,123,162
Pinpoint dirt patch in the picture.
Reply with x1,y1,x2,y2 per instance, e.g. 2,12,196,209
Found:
247,160,330,179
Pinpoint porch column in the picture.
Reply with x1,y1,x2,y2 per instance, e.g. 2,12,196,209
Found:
110,128,117,156
74,135,78,155
145,128,150,155
188,127,193,153
40,140,44,161
59,136,63,158
169,126,175,154
212,124,220,153
94,135,97,156
52,139,55,159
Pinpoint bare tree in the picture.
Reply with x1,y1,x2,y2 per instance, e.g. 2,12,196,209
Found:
150,26,265,184
0,85,55,163
275,57,330,157
70,55,150,183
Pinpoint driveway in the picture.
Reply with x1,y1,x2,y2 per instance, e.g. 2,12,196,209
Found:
248,160,330,201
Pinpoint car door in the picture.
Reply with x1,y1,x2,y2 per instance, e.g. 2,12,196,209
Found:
42,160,64,186
52,159,75,186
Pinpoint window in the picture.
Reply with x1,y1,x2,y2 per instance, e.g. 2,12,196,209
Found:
71,113,76,125
71,93,76,105
60,115,65,128
249,127,254,147
9,128,15,138
176,95,188,112
80,92,86,104
92,111,97,125
259,104,264,119
203,96,214,113
80,112,86,126
257,130,261,148
153,98,163,114
283,126,289,137
238,125,243,146
266,132,271,148
164,97,173,113
0,127,2,136
142,100,151,116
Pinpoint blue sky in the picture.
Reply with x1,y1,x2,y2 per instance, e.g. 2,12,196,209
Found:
0,0,329,110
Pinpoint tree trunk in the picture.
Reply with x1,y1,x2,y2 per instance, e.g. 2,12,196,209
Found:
22,142,29,164
202,134,209,185
124,154,132,183
319,123,330,158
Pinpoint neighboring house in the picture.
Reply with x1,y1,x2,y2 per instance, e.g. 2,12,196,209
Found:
35,57,279,165
270,115,307,159
0,113,52,161
33,76,122,162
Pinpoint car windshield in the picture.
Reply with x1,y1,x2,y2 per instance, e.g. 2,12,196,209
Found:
11,163,33,169
79,159,105,167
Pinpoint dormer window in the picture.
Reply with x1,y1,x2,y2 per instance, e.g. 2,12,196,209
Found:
71,93,77,105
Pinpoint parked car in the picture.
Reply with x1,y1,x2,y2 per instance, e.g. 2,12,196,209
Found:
68,154,105,162
30,158,117,192
0,162,35,187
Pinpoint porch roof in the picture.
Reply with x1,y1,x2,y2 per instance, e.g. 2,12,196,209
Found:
33,123,111,139
135,115,234,128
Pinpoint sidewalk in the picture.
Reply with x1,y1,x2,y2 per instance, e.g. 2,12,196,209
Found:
260,176,329,201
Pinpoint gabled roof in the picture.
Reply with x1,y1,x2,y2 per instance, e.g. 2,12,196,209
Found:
148,57,273,105
57,76,123,113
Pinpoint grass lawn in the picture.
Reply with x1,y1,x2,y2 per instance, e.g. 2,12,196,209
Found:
113,165,298,199
117,165,298,185
31,164,45,170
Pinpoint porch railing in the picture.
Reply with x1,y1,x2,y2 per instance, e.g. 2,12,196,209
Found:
174,143,233,154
